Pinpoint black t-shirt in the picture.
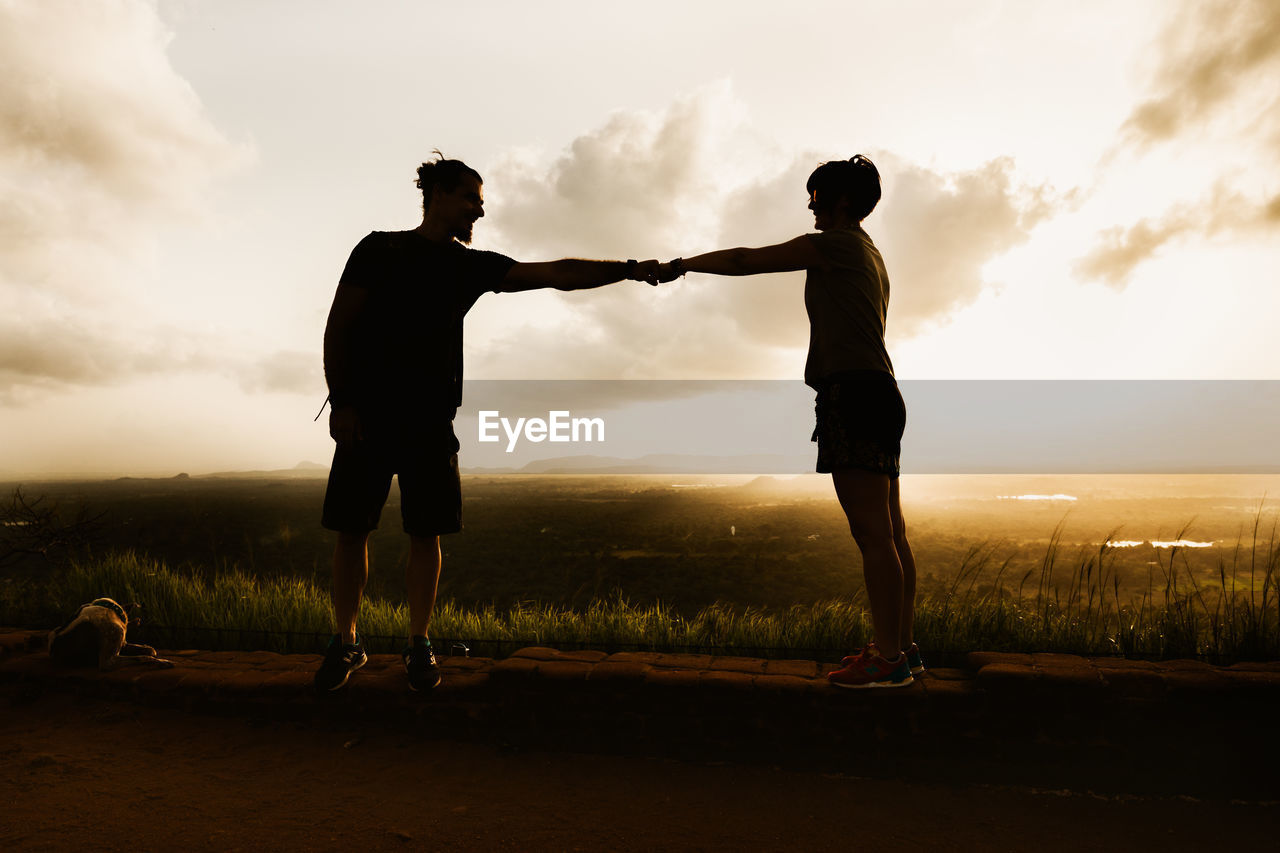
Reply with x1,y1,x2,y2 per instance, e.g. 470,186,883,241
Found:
337,230,517,418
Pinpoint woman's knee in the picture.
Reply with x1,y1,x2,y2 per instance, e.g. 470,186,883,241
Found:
847,516,896,553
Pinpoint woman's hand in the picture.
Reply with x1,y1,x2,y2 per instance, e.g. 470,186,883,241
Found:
654,259,685,283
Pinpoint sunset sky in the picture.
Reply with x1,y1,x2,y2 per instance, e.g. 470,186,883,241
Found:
3,0,1279,477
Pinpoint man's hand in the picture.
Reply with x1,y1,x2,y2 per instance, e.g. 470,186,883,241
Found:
329,405,363,446
629,259,661,285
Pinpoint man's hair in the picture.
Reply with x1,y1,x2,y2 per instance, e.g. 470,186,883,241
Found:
415,151,482,213
806,155,881,221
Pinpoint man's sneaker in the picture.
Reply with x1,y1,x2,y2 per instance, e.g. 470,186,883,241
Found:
827,645,914,689
402,638,441,693
314,633,367,693
906,642,926,675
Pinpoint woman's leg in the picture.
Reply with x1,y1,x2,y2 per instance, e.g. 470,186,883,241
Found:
889,477,917,647
832,468,903,656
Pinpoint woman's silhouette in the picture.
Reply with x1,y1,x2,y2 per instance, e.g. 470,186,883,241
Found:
659,156,921,687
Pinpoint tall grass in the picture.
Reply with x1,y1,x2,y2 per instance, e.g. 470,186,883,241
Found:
1,550,874,658
915,516,1279,663
3,519,1276,662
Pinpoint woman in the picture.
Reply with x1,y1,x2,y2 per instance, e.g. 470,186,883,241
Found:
659,155,921,688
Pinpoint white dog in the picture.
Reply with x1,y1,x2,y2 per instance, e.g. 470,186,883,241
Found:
48,598,173,670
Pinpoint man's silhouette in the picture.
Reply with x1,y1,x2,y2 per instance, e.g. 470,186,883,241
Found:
315,155,658,693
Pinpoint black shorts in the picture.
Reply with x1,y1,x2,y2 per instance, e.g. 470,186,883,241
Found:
321,418,462,537
811,370,906,477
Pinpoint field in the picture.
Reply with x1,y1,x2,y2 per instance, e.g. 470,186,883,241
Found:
3,473,1278,660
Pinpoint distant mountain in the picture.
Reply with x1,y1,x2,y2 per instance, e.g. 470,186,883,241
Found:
461,453,811,475
206,452,808,479
203,465,330,478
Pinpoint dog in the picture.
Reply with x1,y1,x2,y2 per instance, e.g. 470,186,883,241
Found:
48,598,173,670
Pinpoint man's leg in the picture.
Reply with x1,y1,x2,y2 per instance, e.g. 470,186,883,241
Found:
406,534,442,640
398,427,459,643
889,477,917,648
322,435,393,645
401,533,444,692
332,530,370,644
832,468,903,655
396,428,457,692
315,528,373,692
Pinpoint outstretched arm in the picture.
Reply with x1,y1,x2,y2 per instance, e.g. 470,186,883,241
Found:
663,236,826,279
501,259,660,292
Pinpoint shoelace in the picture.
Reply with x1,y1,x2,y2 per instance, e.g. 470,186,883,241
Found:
406,646,434,664
841,644,879,666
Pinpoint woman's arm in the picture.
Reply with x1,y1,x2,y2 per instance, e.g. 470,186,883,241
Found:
676,236,827,277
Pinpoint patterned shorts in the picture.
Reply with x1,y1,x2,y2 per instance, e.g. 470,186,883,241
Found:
811,371,906,477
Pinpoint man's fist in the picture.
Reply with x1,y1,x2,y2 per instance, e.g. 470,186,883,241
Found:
329,405,363,446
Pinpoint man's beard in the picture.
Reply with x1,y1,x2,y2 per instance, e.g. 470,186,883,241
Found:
453,222,474,244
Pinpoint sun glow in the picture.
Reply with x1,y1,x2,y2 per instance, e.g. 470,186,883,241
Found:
1106,539,1216,549
996,494,1079,501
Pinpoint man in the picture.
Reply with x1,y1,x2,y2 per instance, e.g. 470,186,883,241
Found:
315,154,658,693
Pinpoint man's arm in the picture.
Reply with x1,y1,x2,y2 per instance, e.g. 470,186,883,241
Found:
666,236,827,278
323,283,369,444
501,259,660,292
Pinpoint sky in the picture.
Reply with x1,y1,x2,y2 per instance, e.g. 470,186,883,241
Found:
2,0,1279,477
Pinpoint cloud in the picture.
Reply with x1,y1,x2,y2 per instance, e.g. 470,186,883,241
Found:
718,153,1057,341
474,90,1058,378
485,83,748,261
1121,0,1280,147
0,0,249,399
0,308,320,405
1075,187,1280,287
0,320,147,397
878,157,1057,336
1080,0,1280,287
0,315,215,407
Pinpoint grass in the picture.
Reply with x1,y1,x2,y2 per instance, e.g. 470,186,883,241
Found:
2,520,1276,663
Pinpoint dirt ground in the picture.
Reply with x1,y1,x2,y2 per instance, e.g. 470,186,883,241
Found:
0,687,1275,852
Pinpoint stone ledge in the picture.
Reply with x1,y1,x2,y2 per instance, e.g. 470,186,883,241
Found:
3,631,1279,798
965,650,1280,696
4,630,1279,708
508,646,608,663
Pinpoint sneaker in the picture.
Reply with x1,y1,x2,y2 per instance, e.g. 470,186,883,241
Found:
906,642,926,675
840,645,874,667
828,645,914,689
843,643,926,675
402,638,441,693
314,633,367,692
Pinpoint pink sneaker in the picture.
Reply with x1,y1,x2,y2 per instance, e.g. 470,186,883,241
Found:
839,645,873,667
828,645,914,689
